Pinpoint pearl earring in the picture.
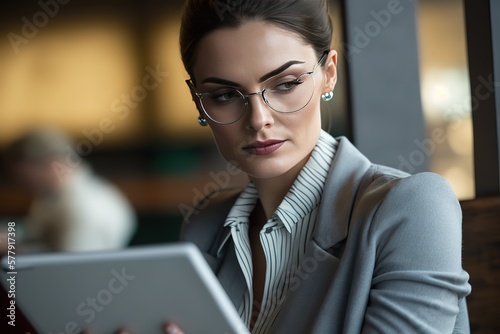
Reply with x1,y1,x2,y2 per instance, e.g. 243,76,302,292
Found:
197,116,208,127
321,91,334,102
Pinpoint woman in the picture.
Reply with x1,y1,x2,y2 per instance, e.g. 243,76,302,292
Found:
168,0,471,333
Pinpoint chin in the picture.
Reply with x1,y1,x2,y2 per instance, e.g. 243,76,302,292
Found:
235,156,302,180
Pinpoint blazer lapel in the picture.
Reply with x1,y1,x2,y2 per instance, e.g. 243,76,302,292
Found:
269,240,342,333
182,188,248,310
314,137,372,250
269,137,373,333
215,236,247,310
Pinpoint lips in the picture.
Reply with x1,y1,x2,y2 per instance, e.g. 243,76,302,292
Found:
243,140,286,155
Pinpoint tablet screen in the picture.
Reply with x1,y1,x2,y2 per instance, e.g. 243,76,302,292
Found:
0,243,249,334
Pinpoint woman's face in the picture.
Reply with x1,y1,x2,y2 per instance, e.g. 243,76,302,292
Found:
191,20,337,180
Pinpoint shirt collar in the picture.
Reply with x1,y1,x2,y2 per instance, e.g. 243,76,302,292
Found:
224,183,259,227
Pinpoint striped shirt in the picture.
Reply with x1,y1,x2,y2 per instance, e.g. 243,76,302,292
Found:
223,130,338,334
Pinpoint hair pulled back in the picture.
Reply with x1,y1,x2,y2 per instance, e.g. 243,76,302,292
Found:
179,0,333,80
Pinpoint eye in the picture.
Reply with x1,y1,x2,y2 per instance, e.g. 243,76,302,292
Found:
209,90,241,103
273,79,304,92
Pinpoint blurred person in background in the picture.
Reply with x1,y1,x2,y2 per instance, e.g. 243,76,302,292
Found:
3,127,137,253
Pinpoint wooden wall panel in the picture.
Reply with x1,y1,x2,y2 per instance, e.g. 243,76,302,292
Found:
461,197,500,333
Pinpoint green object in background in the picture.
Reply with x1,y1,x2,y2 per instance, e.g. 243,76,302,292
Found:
152,147,200,176
129,213,184,246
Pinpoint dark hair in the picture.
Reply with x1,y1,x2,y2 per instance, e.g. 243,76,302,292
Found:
179,0,332,80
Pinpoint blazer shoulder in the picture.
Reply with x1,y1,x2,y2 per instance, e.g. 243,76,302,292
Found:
366,171,462,245
353,167,460,232
180,186,244,251
373,171,458,209
380,171,460,216
359,165,455,204
354,164,409,205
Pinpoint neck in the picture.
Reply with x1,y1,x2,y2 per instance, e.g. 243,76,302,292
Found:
250,154,310,219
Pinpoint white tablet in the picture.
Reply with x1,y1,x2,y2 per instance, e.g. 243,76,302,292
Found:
0,243,249,334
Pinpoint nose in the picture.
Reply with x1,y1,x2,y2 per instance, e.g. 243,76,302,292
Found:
246,93,274,131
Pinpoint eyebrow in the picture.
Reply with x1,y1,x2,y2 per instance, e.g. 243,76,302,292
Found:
200,60,306,86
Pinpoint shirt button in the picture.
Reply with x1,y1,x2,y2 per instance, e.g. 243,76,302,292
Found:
265,227,273,234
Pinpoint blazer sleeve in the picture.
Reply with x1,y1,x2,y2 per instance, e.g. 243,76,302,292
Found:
361,172,471,333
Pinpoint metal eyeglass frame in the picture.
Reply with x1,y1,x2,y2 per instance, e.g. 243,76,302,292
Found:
185,52,328,125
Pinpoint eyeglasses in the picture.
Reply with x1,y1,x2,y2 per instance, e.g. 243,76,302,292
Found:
186,52,327,125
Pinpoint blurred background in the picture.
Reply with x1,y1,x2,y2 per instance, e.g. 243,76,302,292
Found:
0,0,474,246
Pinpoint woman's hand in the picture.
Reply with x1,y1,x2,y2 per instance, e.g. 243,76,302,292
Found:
116,323,185,334
82,322,185,334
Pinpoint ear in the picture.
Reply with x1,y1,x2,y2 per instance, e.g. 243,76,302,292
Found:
321,50,338,95
186,80,205,119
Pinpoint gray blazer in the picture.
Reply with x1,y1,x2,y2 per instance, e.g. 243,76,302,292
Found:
182,137,471,333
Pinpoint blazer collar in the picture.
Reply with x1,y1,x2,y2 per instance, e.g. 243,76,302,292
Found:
313,136,372,249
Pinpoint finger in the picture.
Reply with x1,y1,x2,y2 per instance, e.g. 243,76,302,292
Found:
115,329,131,334
163,322,185,334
